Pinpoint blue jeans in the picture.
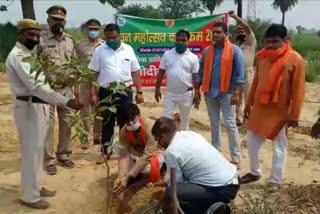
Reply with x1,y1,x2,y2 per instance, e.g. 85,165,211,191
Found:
205,94,240,160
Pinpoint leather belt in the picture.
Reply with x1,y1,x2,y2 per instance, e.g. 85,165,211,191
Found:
16,96,47,104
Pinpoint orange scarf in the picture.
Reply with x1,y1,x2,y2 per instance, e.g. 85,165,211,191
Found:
125,116,146,144
148,155,161,183
202,40,234,93
256,41,292,104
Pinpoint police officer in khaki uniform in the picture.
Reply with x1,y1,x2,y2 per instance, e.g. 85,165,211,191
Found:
6,19,83,209
39,5,77,175
75,19,104,149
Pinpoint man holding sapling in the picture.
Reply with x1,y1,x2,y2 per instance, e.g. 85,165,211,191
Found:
6,19,83,209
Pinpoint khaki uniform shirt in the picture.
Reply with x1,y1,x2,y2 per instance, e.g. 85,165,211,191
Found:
39,29,76,66
239,31,257,84
75,39,104,64
5,42,69,106
118,118,160,178
39,29,76,95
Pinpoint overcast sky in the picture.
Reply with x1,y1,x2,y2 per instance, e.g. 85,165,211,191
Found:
0,0,320,30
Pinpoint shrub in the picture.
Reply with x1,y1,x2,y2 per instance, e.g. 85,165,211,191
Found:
0,22,17,62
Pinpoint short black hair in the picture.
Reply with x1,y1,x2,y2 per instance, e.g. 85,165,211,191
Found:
213,22,228,33
104,23,120,33
176,29,190,40
151,117,177,139
123,104,140,122
265,24,287,39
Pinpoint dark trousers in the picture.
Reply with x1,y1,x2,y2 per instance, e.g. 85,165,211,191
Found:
98,87,133,154
176,182,239,214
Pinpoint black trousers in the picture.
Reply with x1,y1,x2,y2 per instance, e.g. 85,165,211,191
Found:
176,182,239,214
98,87,133,154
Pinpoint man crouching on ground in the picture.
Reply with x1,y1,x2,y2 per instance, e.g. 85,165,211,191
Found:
152,117,240,214
113,104,164,212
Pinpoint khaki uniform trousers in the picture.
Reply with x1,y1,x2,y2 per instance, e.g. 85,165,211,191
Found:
79,84,101,142
44,89,72,166
14,100,49,203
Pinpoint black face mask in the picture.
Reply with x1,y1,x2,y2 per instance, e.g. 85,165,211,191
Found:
51,23,64,35
24,39,39,50
236,34,246,42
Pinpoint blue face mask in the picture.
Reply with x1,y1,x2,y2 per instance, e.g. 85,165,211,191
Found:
106,39,120,50
89,30,99,39
175,43,188,53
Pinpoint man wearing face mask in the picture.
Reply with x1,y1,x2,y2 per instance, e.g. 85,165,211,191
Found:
39,5,77,175
240,24,305,190
113,104,164,211
75,19,104,149
228,11,257,126
6,19,83,209
89,24,144,164
155,30,199,131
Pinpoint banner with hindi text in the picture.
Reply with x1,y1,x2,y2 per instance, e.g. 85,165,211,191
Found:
115,14,228,87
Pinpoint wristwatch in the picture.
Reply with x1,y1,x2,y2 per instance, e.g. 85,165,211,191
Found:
137,91,143,95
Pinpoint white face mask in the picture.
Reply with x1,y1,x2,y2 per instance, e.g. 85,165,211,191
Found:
126,121,141,131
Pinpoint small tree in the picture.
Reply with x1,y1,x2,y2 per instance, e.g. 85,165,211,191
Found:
201,0,223,15
272,0,298,26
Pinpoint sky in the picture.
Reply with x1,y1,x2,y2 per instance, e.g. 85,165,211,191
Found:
0,0,320,30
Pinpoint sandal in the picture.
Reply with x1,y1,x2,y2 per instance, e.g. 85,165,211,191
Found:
240,173,261,184
58,159,75,168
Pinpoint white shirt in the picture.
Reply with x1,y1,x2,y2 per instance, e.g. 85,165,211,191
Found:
164,131,238,187
88,42,141,88
159,48,199,93
6,42,68,107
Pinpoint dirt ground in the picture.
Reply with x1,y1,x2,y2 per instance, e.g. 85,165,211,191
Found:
0,72,319,214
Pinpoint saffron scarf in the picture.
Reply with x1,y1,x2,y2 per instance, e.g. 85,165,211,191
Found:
256,41,292,104
202,40,234,93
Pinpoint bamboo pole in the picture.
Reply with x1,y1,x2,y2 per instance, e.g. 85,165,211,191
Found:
170,168,178,214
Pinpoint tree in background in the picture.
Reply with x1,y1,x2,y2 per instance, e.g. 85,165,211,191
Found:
201,0,223,15
21,0,35,19
118,4,162,19
0,22,17,62
19,0,125,19
234,0,242,18
272,0,298,25
159,0,204,19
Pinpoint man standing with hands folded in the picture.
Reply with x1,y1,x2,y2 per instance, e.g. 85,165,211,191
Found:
89,23,144,164
194,22,245,169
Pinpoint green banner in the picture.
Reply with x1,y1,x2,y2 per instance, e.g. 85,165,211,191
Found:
115,14,228,87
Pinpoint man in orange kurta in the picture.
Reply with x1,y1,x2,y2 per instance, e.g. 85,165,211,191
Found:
240,24,305,188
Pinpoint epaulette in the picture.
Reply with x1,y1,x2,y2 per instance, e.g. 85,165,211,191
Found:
63,32,73,39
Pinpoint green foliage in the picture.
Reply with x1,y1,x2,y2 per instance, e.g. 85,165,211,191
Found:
159,0,204,19
98,0,125,9
0,63,5,72
201,0,223,15
292,34,320,83
248,18,272,49
0,22,17,62
272,0,298,14
118,4,163,19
